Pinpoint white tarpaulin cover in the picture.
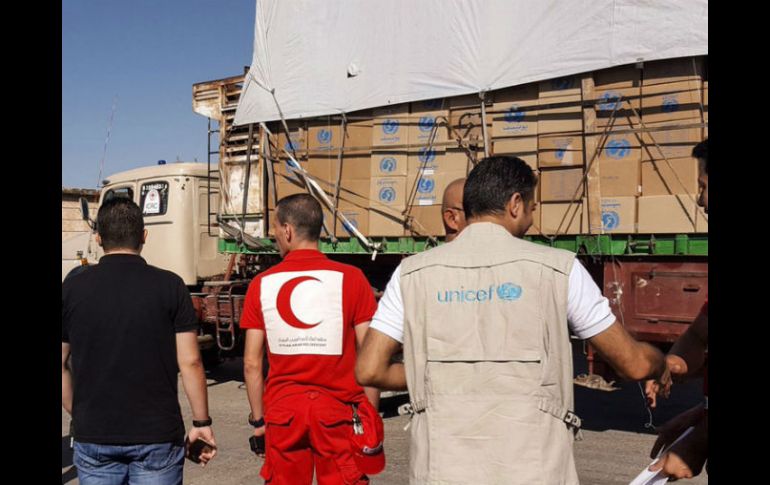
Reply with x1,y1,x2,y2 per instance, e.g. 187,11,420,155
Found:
235,0,707,125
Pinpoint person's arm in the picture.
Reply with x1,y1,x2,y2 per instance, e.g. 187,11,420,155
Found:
62,342,73,415
588,321,667,381
356,328,406,390
354,321,381,409
177,330,217,464
668,310,708,377
243,328,266,450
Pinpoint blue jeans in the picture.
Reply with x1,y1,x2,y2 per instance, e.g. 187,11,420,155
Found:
73,441,184,485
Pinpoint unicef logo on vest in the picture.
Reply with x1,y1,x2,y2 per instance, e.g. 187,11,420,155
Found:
418,147,436,163
379,157,397,173
437,282,523,303
417,178,435,194
662,95,679,113
602,211,620,230
379,187,396,203
598,91,622,111
418,116,435,132
317,129,332,144
382,119,399,135
504,105,525,123
605,139,631,159
496,283,523,301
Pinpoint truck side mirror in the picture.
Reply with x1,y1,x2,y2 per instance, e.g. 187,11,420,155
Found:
79,197,96,230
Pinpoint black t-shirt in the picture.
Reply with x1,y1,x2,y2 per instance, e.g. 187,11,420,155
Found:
62,253,199,444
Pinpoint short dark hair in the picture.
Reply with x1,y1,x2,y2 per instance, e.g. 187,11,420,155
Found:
276,194,323,241
96,197,144,251
463,156,537,218
692,138,708,174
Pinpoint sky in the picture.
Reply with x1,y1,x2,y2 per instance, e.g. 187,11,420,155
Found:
62,0,255,189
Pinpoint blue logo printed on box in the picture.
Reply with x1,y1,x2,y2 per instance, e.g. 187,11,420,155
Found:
380,157,397,173
605,139,631,159
504,105,525,123
418,116,435,132
602,211,620,230
417,178,435,194
418,148,436,163
552,77,573,90
556,148,566,160
662,95,679,113
598,91,622,111
317,129,332,144
285,140,300,152
382,119,399,135
285,159,301,171
379,187,396,203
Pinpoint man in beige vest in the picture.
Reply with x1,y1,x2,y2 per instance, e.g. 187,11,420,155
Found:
441,177,466,242
357,156,669,484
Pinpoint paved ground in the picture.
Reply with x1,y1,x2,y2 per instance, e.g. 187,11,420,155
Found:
62,343,708,484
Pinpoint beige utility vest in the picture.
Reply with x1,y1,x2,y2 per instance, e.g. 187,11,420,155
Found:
400,222,580,485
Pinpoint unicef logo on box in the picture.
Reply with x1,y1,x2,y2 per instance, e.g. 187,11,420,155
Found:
317,129,332,144
496,283,523,301
417,178,435,194
598,91,622,111
662,95,679,113
418,147,436,163
418,116,435,132
602,211,620,230
605,139,631,159
552,77,573,90
379,157,397,173
504,105,525,123
285,140,300,152
556,148,566,160
379,187,396,203
382,119,399,135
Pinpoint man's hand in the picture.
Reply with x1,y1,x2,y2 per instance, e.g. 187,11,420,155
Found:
186,426,217,466
649,413,707,479
644,356,674,408
250,425,266,458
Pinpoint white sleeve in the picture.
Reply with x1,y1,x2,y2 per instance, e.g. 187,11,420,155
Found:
567,260,616,340
369,264,405,343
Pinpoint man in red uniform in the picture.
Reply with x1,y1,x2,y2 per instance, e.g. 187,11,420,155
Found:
241,194,383,484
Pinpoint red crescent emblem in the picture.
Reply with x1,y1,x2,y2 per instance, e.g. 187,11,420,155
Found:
276,276,322,329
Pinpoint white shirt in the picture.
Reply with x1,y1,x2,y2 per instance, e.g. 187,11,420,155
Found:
370,259,615,343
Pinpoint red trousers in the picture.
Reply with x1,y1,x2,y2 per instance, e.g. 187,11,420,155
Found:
260,390,369,485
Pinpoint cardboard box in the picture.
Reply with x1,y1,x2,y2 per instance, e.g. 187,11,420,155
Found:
404,205,445,237
538,134,584,167
696,207,708,233
449,95,493,143
598,158,640,197
538,94,583,135
334,179,370,209
539,75,582,98
369,176,407,209
641,126,702,161
371,151,408,177
525,206,542,236
335,208,369,237
407,148,470,176
491,84,539,138
637,195,697,233
368,205,406,236
271,123,308,157
408,116,449,147
407,171,469,206
641,80,703,124
643,57,705,86
540,201,585,235
641,158,698,195
540,168,584,202
308,122,372,153
373,104,410,148
600,197,636,233
492,137,538,171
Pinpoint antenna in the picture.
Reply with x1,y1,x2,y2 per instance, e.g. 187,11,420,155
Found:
97,95,119,188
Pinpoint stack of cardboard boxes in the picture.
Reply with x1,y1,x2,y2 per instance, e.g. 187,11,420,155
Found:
258,56,707,239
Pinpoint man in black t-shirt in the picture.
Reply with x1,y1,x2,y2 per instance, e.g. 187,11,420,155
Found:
62,198,217,485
